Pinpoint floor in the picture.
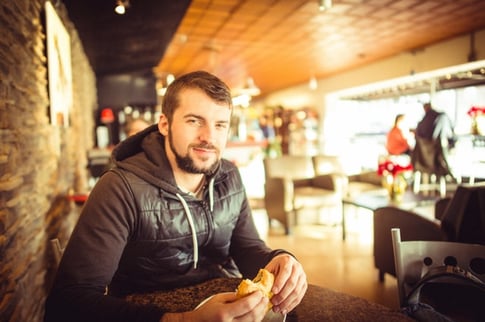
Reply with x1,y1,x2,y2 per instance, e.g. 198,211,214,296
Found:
252,206,400,311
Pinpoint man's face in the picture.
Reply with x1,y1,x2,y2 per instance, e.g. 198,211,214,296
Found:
159,88,231,175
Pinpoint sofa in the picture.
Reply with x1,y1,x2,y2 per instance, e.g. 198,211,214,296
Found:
263,155,347,234
373,182,485,282
312,155,384,197
346,170,384,197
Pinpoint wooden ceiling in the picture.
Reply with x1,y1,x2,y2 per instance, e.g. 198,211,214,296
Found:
154,0,485,96
63,0,485,97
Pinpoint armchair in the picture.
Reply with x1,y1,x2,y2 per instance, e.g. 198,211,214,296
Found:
373,182,485,281
263,155,346,235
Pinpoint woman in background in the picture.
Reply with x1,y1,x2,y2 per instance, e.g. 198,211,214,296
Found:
386,114,413,156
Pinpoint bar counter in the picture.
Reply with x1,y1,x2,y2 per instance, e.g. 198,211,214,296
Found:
126,277,413,321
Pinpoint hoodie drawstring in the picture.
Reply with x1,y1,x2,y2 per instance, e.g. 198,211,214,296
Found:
208,177,214,212
175,178,215,270
176,193,199,269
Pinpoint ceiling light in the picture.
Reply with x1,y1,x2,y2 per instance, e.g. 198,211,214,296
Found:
319,0,332,11
115,0,129,15
235,77,261,97
309,76,318,90
166,74,175,86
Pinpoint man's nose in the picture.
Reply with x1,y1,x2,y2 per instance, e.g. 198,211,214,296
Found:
198,124,216,142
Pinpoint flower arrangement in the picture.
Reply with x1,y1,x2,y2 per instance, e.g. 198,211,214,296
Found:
467,106,485,135
377,158,413,177
467,106,485,117
377,156,413,200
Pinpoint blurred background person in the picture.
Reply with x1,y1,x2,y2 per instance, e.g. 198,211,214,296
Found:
386,114,413,156
415,102,455,148
125,118,151,137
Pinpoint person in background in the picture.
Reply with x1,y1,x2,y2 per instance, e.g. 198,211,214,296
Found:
125,118,151,137
415,102,455,148
45,70,307,322
386,114,413,156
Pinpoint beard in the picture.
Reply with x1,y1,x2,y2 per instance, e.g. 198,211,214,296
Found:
168,130,220,176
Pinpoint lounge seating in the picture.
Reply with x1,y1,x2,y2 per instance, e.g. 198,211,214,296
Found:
373,182,485,281
346,170,384,197
263,155,347,234
313,155,384,197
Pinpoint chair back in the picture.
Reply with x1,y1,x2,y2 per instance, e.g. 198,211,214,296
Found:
311,155,344,175
263,155,315,180
440,182,485,245
391,228,485,308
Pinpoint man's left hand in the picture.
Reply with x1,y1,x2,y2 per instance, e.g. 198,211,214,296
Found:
264,254,307,315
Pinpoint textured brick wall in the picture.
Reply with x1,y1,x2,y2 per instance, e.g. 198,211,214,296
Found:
0,1,96,321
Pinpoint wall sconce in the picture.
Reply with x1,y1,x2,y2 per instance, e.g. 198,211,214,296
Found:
115,0,130,15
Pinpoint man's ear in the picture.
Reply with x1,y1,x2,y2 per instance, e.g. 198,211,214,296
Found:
158,114,169,136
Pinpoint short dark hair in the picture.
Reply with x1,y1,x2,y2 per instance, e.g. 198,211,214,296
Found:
394,114,404,126
161,71,233,123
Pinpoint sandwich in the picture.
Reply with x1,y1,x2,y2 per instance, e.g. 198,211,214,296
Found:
236,268,274,313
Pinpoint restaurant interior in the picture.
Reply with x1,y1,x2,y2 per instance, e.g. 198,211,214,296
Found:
1,0,485,321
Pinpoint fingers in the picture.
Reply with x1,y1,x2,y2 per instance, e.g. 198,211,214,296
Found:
193,291,268,322
265,255,308,315
266,255,293,294
234,291,269,321
274,273,307,314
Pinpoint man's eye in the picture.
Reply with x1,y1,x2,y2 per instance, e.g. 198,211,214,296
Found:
216,123,228,130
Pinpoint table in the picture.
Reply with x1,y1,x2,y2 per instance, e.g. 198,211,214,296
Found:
126,277,413,321
341,190,439,240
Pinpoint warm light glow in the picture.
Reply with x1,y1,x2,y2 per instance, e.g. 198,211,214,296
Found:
319,0,332,11
243,77,261,96
166,74,175,85
115,0,129,15
115,3,125,14
232,94,251,107
309,76,318,90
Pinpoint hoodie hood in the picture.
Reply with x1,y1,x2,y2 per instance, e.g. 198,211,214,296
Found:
111,124,180,194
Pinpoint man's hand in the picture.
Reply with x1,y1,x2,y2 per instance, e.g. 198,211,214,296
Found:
264,254,308,315
160,291,269,322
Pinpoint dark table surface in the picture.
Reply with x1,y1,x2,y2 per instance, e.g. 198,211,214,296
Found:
341,189,439,240
126,277,413,321
342,189,439,211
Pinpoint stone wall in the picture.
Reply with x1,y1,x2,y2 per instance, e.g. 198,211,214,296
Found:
0,1,97,321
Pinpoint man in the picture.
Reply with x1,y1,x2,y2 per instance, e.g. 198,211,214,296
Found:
125,118,151,137
415,102,455,147
412,102,455,191
45,71,307,322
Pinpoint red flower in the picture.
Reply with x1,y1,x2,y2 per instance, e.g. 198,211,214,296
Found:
377,159,413,177
467,106,485,117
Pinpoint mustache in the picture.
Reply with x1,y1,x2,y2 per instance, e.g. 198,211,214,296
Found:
191,143,217,150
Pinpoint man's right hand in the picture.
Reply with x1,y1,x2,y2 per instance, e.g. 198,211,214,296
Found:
160,291,269,322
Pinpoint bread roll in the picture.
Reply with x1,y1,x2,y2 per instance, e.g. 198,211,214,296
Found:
236,268,274,312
